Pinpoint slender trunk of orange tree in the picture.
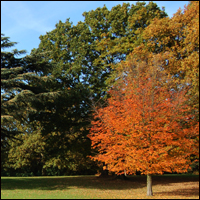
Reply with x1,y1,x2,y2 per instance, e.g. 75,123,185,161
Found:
147,174,153,196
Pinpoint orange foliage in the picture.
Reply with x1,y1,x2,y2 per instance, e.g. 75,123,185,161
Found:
88,52,199,176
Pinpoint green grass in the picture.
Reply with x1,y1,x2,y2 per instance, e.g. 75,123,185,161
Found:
1,174,199,199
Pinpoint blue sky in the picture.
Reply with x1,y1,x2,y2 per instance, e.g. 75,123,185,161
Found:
1,1,189,56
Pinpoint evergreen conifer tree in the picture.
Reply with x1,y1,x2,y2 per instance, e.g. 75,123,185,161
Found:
1,34,59,148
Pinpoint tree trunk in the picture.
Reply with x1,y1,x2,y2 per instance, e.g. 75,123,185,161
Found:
99,162,109,177
42,167,46,176
41,153,46,176
147,174,153,196
100,169,109,176
114,169,129,180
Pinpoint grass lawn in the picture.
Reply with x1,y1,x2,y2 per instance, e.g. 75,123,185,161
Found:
1,174,199,199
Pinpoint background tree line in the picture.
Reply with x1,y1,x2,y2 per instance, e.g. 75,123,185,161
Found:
1,1,198,177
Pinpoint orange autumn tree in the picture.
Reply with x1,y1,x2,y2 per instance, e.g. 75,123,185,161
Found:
88,51,199,196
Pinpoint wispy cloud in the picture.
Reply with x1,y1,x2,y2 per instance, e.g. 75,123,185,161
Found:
1,1,55,35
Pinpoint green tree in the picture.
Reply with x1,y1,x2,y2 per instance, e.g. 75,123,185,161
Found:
1,34,93,175
28,2,167,173
1,34,65,175
1,34,27,147
34,2,167,99
2,122,45,176
1,2,168,175
3,120,99,176
1,34,60,149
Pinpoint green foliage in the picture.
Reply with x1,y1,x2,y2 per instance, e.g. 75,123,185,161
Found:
24,3,167,175
1,34,27,147
1,34,77,175
1,34,60,149
2,120,99,176
1,2,177,177
33,2,167,98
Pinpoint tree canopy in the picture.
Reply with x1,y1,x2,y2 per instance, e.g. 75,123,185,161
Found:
1,34,60,148
142,1,199,114
1,1,198,182
88,1,199,196
16,1,167,174
89,49,199,196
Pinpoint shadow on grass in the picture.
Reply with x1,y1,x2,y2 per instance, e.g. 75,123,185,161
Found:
155,188,199,197
1,175,142,191
1,174,199,197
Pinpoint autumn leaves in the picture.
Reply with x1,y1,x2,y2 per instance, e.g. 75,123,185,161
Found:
89,51,197,176
88,0,199,184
